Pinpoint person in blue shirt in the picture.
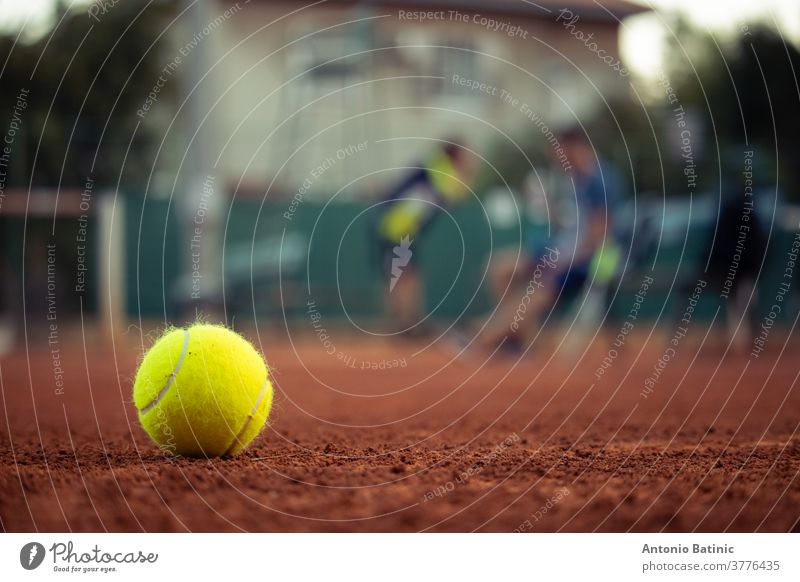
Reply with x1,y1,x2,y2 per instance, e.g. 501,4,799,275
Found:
480,127,623,351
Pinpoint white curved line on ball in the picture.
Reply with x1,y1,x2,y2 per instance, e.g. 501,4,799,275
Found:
140,329,190,414
223,376,270,456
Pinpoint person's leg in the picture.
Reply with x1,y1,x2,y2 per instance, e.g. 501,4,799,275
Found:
728,277,756,353
378,235,425,334
487,247,527,301
550,265,594,357
386,265,423,332
0,227,14,356
478,264,561,350
471,248,530,344
478,250,590,352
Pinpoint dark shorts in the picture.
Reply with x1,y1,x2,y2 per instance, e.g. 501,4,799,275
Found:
526,252,590,305
555,264,589,302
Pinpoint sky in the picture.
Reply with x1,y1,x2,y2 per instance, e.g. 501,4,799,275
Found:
0,0,54,40
1,0,798,81
621,0,800,80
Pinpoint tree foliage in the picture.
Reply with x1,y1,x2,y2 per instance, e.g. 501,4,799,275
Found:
665,19,800,199
0,1,175,189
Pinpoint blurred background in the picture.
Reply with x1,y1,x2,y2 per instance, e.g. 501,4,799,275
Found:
0,0,798,351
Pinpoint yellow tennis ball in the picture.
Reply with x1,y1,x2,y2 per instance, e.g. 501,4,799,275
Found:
133,324,273,457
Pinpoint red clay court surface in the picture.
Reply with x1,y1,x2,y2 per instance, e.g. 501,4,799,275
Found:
1,328,799,532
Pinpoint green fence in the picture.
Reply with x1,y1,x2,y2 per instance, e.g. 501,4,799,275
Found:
123,192,797,325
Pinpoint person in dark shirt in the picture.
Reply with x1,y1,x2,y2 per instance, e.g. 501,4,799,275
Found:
372,140,473,336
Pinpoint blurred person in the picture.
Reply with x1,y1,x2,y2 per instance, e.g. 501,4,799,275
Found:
699,170,766,353
478,127,623,353
481,167,562,333
372,139,473,337
0,228,15,356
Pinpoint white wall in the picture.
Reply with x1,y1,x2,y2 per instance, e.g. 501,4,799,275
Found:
203,1,630,198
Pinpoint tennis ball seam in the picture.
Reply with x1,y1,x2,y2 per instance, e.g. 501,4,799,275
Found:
222,376,271,456
139,328,190,414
